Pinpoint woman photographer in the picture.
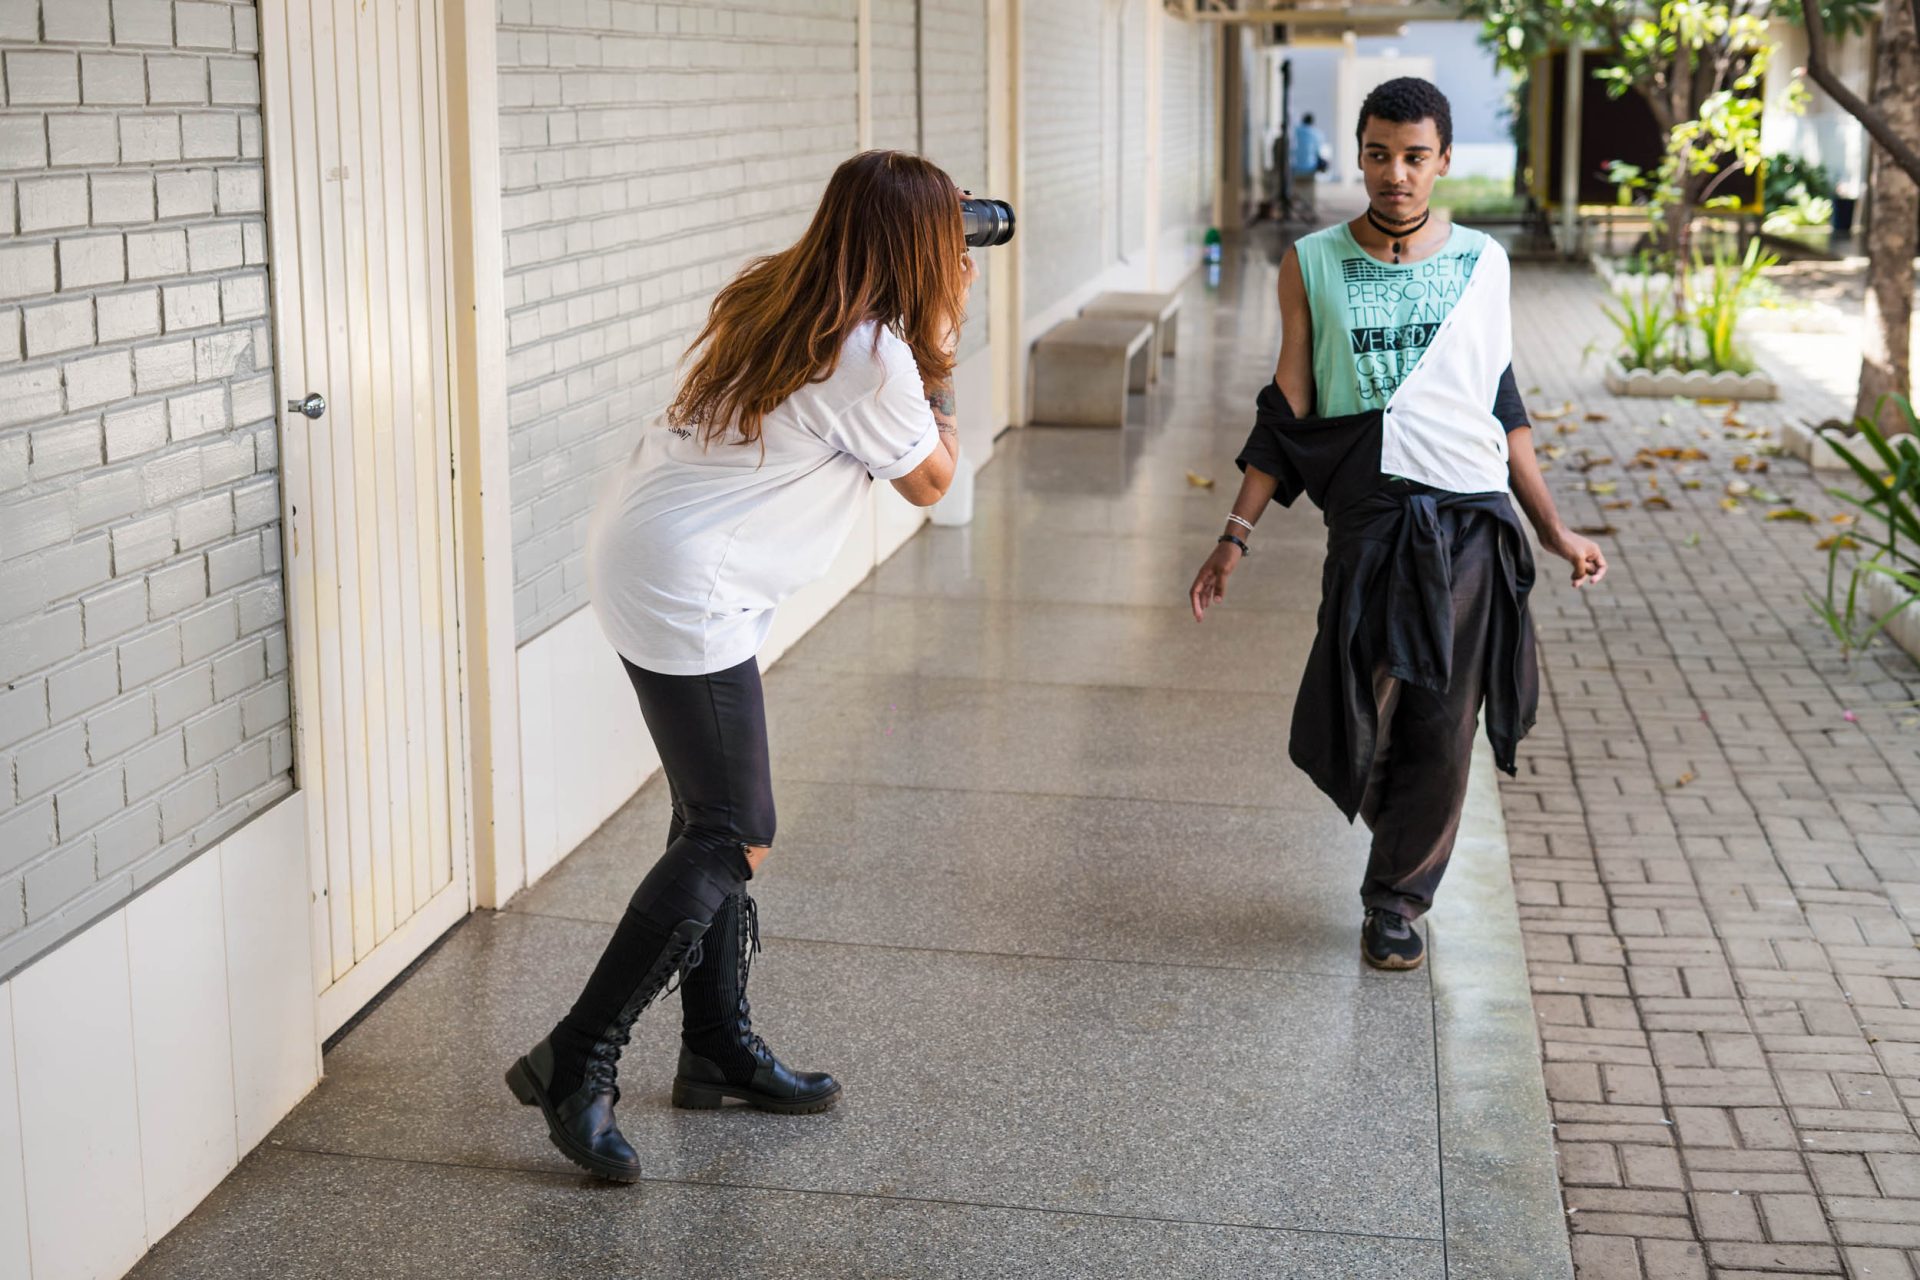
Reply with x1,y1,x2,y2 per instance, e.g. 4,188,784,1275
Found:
506,150,970,1182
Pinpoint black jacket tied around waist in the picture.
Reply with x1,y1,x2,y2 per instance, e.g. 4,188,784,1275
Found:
1235,381,1540,820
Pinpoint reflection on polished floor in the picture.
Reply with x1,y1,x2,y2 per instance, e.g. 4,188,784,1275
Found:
127,227,1569,1278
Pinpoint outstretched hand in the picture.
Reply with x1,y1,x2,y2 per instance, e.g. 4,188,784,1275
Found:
1190,542,1242,621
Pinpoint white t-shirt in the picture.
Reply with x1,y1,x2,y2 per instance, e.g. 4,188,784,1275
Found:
588,321,940,676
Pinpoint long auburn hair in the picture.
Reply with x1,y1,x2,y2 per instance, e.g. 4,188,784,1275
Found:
667,151,970,448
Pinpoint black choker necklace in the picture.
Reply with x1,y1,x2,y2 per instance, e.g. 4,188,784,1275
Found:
1365,205,1431,263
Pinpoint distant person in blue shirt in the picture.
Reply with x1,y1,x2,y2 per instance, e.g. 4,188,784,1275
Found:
1291,113,1326,218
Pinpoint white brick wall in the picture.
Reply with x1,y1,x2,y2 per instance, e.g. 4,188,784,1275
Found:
1020,0,1107,318
917,0,989,363
1159,15,1213,242
870,0,919,153
0,0,291,982
497,0,860,641
1120,3,1146,254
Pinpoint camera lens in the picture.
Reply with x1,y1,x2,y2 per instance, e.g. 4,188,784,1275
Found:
960,197,1016,248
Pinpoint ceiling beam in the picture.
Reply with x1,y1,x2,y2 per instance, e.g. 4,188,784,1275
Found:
1174,2,1459,23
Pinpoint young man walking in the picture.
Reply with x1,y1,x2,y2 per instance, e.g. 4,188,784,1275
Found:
1190,77,1606,971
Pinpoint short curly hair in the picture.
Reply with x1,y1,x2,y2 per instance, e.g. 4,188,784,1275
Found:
1356,77,1452,154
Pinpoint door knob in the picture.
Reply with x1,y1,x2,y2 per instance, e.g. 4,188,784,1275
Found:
288,392,327,420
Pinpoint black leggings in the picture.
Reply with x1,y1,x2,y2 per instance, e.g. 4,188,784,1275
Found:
555,655,774,1053
627,654,777,860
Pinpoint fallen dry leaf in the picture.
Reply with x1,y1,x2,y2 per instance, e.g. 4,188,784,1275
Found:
1644,495,1673,510
1185,470,1214,489
1535,401,1575,421
1655,447,1709,461
1572,524,1617,536
1584,411,1609,422
1587,480,1619,495
1602,499,1633,510
1725,479,1754,497
1674,771,1697,788
1815,534,1862,551
1830,513,1855,525
1766,508,1816,522
1721,497,1743,512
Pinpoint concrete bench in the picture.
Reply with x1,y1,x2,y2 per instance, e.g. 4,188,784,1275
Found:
1029,317,1154,428
1080,290,1181,388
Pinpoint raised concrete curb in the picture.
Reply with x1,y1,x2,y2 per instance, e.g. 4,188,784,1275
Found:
1430,736,1575,1279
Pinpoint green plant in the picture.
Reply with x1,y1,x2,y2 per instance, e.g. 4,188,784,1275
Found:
1761,183,1834,234
1811,395,1920,657
1763,152,1834,211
1691,237,1777,374
1600,273,1678,371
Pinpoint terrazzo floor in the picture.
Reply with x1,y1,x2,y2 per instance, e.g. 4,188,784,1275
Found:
126,202,1568,1279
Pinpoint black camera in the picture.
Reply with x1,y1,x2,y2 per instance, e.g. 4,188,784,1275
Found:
960,195,1015,247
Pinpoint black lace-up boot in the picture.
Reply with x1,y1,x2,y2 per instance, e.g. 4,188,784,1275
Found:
673,892,842,1114
505,918,709,1181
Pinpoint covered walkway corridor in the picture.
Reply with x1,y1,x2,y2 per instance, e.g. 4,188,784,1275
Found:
122,224,1569,1280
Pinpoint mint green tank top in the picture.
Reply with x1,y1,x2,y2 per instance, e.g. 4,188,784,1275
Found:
1294,222,1487,417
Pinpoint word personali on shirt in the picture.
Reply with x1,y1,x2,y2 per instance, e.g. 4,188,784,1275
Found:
1340,249,1480,406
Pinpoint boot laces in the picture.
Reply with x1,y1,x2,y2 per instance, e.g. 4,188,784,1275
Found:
583,933,705,1098
737,895,771,1062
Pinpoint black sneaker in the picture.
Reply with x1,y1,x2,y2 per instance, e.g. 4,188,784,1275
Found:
1362,908,1425,971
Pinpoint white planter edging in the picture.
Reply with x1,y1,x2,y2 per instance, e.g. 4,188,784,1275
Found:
1604,359,1779,400
1813,428,1865,472
1862,573,1920,665
1778,419,1815,461
1783,421,1868,472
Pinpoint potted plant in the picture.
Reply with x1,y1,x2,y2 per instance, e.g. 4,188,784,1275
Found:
1811,395,1920,663
1601,237,1781,399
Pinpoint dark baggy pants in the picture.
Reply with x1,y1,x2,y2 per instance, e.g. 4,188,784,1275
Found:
1356,508,1498,921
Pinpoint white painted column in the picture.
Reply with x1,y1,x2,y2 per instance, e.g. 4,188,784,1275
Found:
443,0,525,909
1559,44,1583,258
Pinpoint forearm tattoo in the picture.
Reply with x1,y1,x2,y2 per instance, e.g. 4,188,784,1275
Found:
928,385,958,437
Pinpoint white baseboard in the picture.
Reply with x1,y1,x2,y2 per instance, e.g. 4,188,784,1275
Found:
515,607,661,887
0,793,318,1280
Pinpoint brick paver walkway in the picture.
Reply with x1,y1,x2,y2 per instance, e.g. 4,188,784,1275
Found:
1504,265,1920,1279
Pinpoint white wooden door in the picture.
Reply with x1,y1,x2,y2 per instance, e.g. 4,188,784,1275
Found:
260,0,471,1036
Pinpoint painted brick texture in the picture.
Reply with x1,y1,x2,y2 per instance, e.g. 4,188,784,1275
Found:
497,0,862,642
497,0,990,642
0,0,291,981
1159,15,1213,250
867,0,990,364
1020,0,1108,320
917,0,990,366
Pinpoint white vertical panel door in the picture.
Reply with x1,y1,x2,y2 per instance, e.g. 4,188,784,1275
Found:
261,0,472,1036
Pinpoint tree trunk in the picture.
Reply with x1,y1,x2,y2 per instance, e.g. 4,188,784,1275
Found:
1854,0,1920,432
